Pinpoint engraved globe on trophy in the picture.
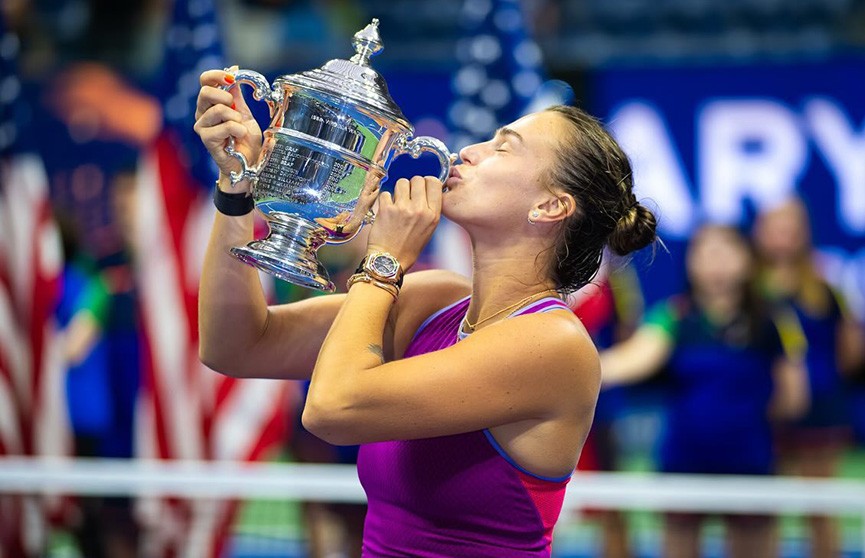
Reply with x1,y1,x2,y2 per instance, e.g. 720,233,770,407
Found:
222,19,454,292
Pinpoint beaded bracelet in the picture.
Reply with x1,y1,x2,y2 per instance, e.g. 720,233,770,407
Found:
346,273,400,301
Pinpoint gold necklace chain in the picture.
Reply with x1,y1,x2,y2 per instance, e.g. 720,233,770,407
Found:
462,288,559,333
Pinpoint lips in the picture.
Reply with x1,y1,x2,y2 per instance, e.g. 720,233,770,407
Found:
443,167,462,193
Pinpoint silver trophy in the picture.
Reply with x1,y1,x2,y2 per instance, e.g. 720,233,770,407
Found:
222,18,454,292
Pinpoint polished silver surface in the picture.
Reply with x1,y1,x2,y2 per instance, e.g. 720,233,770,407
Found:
221,18,454,292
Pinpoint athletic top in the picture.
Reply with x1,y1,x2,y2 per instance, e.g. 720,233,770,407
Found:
784,285,850,429
357,295,573,557
645,296,800,475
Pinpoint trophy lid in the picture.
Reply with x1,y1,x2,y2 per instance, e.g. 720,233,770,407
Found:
278,19,411,131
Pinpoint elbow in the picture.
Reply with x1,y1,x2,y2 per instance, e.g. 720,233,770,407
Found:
199,344,246,378
769,391,809,421
780,393,810,421
301,392,361,446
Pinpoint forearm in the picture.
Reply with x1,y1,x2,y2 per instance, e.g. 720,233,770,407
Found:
599,329,669,387
198,179,270,372
769,358,809,420
64,312,101,366
599,347,650,386
304,283,394,438
838,320,865,376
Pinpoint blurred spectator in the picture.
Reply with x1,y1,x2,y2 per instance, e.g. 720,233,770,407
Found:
55,212,139,558
753,197,865,558
572,257,644,558
599,224,808,558
98,169,143,463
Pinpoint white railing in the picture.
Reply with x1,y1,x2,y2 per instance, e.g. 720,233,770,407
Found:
1,457,864,550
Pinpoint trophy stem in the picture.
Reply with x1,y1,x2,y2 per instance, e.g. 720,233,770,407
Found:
230,215,335,292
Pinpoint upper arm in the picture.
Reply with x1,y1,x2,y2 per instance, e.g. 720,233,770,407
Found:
238,293,348,379
766,310,808,419
305,311,599,445
831,288,865,374
227,269,471,380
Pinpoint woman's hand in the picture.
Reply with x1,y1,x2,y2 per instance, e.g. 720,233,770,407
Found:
366,175,442,271
194,68,262,192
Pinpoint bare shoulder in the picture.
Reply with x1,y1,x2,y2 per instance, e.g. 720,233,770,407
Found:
392,269,472,356
467,309,600,394
510,309,597,368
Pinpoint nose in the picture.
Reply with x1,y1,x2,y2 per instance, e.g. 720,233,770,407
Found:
458,142,479,165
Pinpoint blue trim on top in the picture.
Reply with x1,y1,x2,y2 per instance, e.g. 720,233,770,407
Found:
482,429,572,483
457,297,569,342
409,295,471,344
512,297,570,317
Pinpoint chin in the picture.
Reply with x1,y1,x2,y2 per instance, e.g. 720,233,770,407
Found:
440,199,473,227
440,192,458,221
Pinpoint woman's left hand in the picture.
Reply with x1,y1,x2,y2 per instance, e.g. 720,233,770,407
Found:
366,175,443,271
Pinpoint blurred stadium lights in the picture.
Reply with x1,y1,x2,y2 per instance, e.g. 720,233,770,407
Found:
361,0,865,68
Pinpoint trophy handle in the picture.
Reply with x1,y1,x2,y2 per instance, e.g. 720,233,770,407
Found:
392,135,455,184
220,68,285,187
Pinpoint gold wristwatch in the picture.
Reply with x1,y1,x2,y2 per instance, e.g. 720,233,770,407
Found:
355,252,404,287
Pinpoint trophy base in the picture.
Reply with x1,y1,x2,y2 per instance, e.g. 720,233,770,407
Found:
230,216,335,292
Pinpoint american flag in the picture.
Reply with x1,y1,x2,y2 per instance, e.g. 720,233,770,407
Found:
134,1,289,556
435,0,573,275
0,16,71,558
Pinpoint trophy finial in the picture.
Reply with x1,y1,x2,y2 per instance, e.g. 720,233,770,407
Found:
350,18,383,67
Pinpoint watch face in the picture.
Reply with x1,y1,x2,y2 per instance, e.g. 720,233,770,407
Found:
370,255,398,277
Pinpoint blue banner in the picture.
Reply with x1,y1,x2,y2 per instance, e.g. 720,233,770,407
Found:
590,58,865,310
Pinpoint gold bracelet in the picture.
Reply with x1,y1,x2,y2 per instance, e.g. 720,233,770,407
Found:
346,273,399,301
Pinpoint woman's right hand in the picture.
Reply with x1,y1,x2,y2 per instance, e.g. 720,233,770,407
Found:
194,68,263,192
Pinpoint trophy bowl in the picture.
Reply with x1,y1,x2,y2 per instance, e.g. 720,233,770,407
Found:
222,19,454,292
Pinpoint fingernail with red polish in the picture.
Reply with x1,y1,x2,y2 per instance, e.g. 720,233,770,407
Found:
225,74,235,84
231,103,237,110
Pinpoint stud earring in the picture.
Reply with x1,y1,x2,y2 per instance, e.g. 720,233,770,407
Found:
528,210,540,225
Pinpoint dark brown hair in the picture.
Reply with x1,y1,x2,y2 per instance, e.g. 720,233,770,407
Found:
545,105,657,293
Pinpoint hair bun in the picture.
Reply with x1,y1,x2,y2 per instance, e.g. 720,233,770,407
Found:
608,202,657,256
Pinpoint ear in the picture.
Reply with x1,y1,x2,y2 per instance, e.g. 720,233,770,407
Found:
530,192,578,224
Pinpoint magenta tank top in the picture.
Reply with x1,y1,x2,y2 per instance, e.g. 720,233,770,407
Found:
357,296,573,557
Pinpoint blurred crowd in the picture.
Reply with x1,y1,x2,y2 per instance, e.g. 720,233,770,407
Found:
2,1,865,558
576,205,865,558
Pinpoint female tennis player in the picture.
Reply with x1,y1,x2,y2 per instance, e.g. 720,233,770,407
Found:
194,69,657,557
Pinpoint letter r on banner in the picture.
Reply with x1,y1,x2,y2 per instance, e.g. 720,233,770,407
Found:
699,99,807,224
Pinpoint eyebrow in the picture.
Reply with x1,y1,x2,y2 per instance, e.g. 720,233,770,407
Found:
495,126,525,145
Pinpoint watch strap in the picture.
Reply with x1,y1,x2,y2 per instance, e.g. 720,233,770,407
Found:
213,186,254,216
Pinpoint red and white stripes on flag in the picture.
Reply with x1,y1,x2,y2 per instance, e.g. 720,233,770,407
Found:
134,132,290,558
0,154,69,558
